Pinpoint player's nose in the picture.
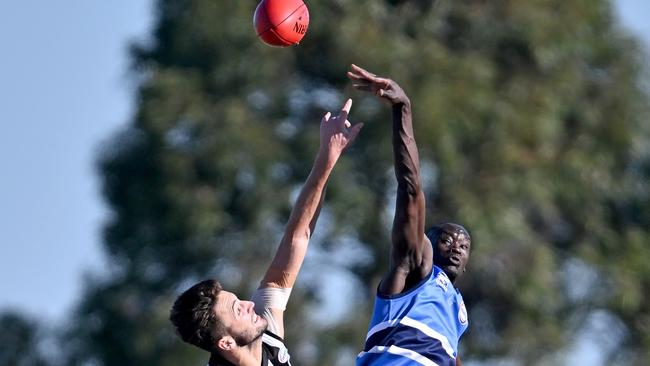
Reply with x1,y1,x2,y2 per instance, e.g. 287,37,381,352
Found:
244,301,255,312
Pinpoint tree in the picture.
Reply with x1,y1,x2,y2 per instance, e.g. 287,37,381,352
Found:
0,312,51,366
63,0,650,365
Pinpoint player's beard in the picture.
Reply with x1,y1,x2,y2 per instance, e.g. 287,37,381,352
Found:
234,321,267,347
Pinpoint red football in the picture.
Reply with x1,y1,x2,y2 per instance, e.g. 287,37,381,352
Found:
253,0,309,47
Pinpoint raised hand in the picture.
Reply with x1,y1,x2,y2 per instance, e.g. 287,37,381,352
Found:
319,98,363,162
347,64,410,106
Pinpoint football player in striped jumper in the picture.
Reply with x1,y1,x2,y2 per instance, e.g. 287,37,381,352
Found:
169,99,363,366
348,64,471,366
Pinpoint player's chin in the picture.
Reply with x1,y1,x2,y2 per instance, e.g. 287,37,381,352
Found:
444,264,459,273
257,317,269,332
249,322,268,344
441,264,461,279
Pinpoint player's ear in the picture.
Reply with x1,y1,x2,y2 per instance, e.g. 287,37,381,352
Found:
217,336,236,351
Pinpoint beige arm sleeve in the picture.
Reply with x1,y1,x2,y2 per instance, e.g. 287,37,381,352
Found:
251,287,292,335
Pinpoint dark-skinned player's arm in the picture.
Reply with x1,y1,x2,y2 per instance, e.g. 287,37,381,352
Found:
254,99,363,338
456,354,463,366
348,64,431,296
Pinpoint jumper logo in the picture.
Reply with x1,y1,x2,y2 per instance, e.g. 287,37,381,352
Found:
458,302,468,325
435,272,449,292
293,22,307,34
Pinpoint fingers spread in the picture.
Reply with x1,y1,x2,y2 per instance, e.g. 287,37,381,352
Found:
348,122,364,143
341,98,352,113
353,84,373,92
347,71,364,81
321,111,331,123
350,66,374,80
338,98,352,122
351,64,376,78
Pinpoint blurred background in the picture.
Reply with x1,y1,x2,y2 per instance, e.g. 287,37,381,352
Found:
1,0,649,365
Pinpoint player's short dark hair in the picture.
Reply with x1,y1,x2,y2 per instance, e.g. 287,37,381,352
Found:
170,279,228,353
426,223,471,245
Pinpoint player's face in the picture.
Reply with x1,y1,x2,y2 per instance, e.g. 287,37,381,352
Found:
214,291,268,347
432,225,471,283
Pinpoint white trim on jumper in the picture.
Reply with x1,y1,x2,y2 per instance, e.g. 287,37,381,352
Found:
365,316,456,358
358,345,441,366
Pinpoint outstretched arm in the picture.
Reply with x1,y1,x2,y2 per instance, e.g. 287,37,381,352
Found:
348,65,431,295
256,99,363,336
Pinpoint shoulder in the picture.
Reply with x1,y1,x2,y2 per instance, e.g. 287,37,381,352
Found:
263,329,285,343
377,266,436,300
262,331,292,365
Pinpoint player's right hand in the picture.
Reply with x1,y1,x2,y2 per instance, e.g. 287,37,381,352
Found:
347,64,410,106
319,98,363,161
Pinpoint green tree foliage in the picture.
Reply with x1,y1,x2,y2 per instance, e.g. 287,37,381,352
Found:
61,0,649,365
0,312,50,366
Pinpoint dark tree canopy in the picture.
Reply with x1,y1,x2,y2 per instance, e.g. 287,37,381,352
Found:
0,312,50,366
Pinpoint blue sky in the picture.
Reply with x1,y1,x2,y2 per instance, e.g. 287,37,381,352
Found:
0,0,648,331
0,1,153,321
